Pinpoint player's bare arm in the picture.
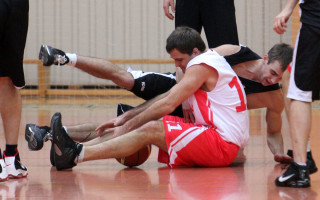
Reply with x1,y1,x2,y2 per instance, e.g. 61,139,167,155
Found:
273,0,298,34
119,64,218,134
214,44,241,56
95,91,170,135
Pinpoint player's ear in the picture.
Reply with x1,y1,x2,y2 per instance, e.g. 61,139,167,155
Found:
192,48,200,56
263,54,269,63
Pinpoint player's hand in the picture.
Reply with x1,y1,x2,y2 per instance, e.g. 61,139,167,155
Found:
183,108,195,123
273,9,292,34
163,0,175,20
95,116,125,136
182,101,195,123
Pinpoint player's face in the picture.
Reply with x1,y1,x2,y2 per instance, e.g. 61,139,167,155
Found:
169,48,194,72
261,60,283,86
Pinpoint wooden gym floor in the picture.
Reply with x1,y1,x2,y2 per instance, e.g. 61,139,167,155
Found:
0,97,319,200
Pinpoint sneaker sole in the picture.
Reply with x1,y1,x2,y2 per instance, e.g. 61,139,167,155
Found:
0,176,8,181
39,45,54,66
25,125,43,151
8,173,28,179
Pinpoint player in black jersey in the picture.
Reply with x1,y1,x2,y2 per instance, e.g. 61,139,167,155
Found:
28,42,294,164
274,0,320,188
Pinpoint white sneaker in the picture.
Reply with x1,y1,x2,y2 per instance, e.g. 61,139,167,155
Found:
3,152,28,178
0,159,8,181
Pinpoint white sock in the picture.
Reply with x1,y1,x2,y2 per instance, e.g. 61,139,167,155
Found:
297,162,307,166
66,53,77,66
307,139,311,152
74,146,85,164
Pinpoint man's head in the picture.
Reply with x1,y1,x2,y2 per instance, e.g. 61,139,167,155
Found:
260,43,293,85
166,27,206,71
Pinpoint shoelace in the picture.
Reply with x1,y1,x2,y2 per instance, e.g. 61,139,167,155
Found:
56,55,67,67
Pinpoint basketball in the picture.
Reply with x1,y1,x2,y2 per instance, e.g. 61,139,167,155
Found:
116,145,152,167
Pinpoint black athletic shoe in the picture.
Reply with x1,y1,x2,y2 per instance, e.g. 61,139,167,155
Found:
287,150,318,174
51,112,83,171
25,124,52,151
39,44,69,66
275,161,310,188
117,103,134,116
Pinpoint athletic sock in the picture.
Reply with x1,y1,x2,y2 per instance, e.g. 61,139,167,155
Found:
75,146,85,164
66,53,77,66
296,162,307,167
5,145,18,156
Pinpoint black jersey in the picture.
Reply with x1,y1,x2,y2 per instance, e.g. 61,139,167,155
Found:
224,46,280,95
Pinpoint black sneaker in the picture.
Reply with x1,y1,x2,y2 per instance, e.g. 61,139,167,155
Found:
25,124,52,151
275,161,310,187
3,152,28,178
287,150,318,174
39,45,69,66
51,112,83,171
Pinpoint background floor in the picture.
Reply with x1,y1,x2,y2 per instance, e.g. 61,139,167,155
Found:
0,98,319,199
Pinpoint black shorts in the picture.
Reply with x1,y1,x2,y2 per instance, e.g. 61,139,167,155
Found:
175,0,238,48
294,23,320,92
0,0,29,88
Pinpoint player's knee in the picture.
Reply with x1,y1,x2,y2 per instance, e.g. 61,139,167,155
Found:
115,71,134,90
139,121,165,141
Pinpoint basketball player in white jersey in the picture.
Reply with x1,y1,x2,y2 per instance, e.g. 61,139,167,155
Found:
37,26,250,170
27,42,295,165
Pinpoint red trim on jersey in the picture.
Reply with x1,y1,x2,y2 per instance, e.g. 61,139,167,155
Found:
287,64,291,73
194,89,215,127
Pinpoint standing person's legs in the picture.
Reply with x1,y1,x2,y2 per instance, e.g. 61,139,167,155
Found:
289,100,311,164
0,0,29,179
0,78,22,146
275,23,320,187
175,0,202,32
201,0,239,48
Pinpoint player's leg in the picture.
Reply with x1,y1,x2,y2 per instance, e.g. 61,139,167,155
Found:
201,0,239,48
281,68,318,173
0,78,28,178
82,121,166,162
0,0,29,179
50,112,166,170
175,0,202,32
275,23,320,187
38,45,135,90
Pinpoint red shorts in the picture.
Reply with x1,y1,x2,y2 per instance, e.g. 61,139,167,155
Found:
158,115,239,168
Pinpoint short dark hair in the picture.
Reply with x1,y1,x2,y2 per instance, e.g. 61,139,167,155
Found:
267,43,293,71
166,26,206,55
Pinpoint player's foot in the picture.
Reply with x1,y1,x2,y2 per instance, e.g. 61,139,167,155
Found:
51,112,83,171
287,150,318,174
39,44,69,66
3,152,28,178
274,153,292,163
275,161,310,187
25,124,52,151
0,153,8,181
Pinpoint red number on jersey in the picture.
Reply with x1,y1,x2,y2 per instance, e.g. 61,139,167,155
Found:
228,76,246,112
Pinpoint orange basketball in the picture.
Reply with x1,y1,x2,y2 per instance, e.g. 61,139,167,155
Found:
116,145,152,167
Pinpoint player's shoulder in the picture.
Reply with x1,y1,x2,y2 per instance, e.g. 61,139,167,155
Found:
213,45,241,57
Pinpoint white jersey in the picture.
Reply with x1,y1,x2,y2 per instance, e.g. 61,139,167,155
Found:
186,49,249,148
